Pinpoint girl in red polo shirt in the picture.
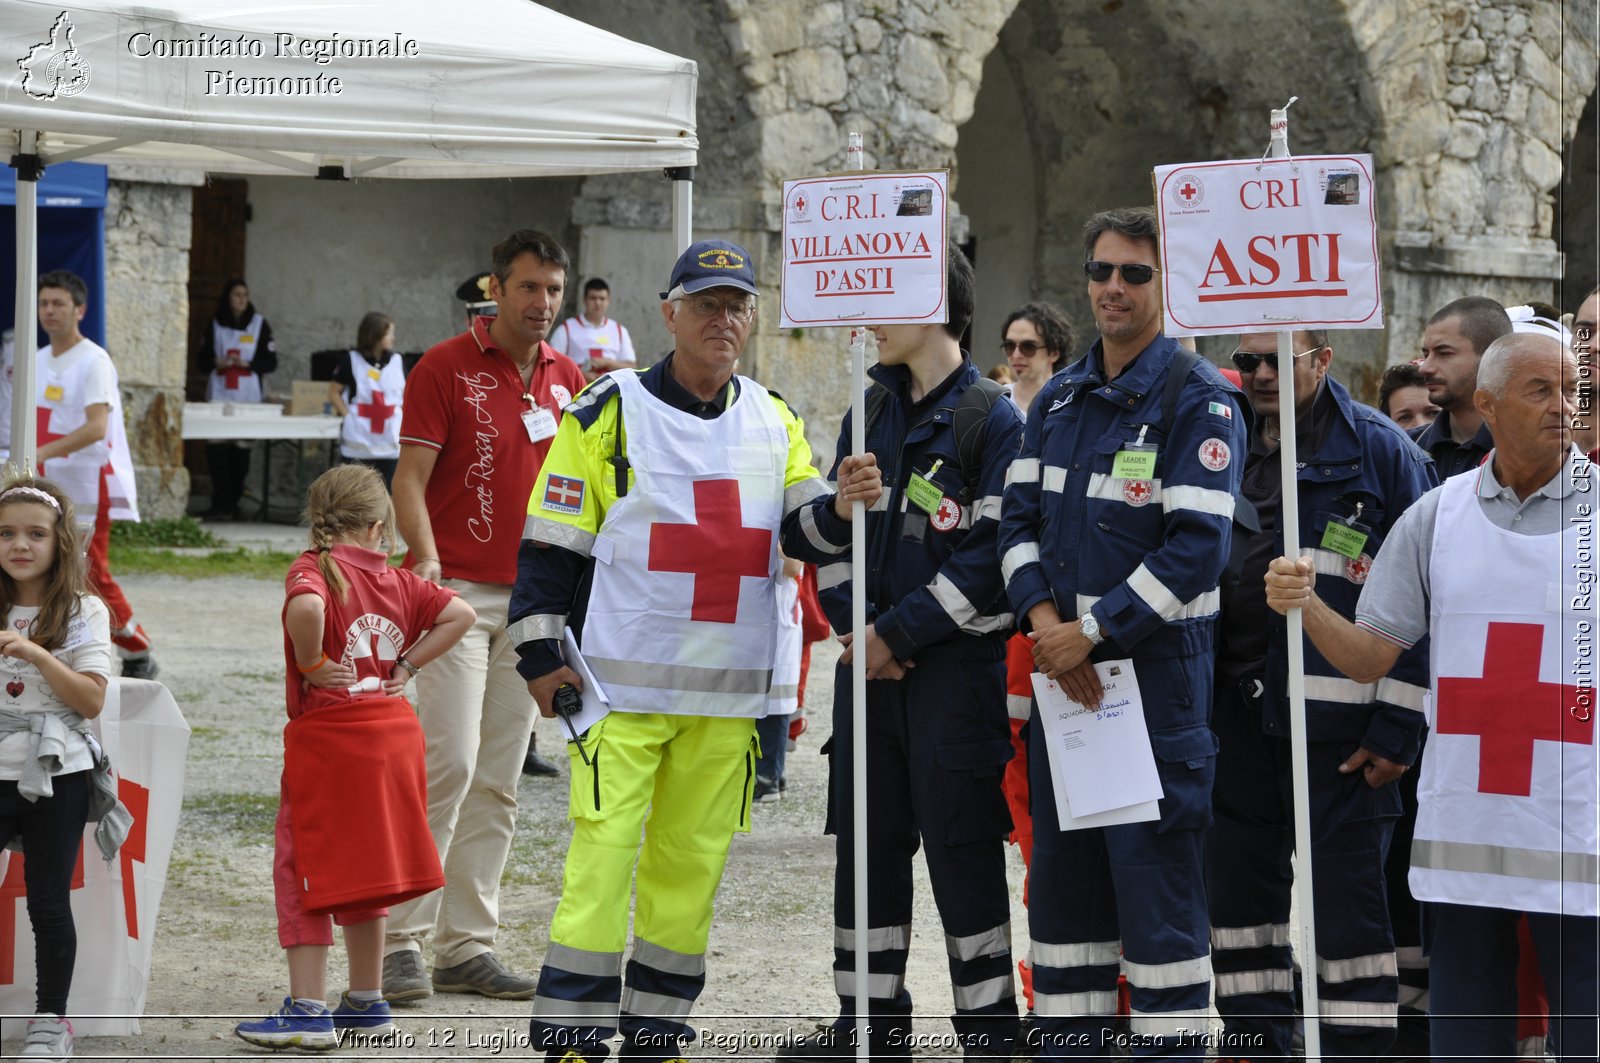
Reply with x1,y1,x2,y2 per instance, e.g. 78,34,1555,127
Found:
235,465,473,1050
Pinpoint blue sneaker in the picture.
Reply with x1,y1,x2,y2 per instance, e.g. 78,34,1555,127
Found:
333,991,398,1037
234,997,337,1051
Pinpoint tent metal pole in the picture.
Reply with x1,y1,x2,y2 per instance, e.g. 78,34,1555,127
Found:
11,130,39,470
666,165,694,251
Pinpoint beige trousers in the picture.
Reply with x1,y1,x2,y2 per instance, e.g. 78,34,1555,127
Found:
384,579,538,967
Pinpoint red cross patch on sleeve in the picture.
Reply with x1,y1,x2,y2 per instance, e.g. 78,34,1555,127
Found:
542,475,586,515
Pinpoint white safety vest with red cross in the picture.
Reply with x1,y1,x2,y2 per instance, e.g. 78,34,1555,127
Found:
1413,463,1598,916
206,314,265,403
339,350,405,460
35,341,141,526
581,369,785,717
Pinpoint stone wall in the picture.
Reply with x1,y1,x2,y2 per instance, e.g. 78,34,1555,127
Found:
104,179,191,520
102,0,1598,502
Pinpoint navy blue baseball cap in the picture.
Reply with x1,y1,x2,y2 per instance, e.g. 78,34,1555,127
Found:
660,239,759,300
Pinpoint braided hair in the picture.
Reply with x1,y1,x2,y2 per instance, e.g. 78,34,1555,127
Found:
302,464,396,601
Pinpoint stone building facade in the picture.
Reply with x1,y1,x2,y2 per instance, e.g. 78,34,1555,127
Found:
100,0,1596,516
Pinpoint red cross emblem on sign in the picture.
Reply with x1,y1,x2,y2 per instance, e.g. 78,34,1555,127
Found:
1435,622,1595,796
1179,182,1198,202
220,363,251,390
357,390,397,434
647,478,771,624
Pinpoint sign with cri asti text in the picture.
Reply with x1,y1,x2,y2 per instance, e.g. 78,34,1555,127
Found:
1154,155,1382,334
780,171,949,328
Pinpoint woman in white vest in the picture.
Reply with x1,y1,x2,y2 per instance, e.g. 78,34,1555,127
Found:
327,312,404,489
201,279,277,519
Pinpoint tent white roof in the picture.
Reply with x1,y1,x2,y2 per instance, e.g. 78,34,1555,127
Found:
0,0,698,178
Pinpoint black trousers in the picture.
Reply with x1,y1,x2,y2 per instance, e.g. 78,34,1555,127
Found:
0,772,90,1015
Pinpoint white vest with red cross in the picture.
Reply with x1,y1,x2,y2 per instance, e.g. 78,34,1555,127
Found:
582,369,785,717
339,350,405,459
36,339,139,526
1414,462,1598,916
768,573,802,716
206,314,265,403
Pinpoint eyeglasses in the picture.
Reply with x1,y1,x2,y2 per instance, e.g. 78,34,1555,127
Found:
676,295,756,323
1084,260,1160,285
1230,346,1326,373
1001,340,1052,357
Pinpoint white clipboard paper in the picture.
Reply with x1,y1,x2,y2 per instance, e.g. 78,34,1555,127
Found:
1031,659,1163,830
561,627,611,736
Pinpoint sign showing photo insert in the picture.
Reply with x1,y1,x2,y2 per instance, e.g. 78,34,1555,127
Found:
779,171,949,328
1154,155,1382,334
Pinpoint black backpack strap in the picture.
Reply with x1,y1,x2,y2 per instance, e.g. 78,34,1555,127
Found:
862,381,891,442
952,377,1006,503
1160,347,1202,434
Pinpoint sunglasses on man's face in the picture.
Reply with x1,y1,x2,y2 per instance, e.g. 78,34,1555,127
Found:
1001,340,1051,357
1230,346,1325,374
1083,260,1160,285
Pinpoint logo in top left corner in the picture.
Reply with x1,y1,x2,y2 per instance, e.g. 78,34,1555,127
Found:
18,12,92,101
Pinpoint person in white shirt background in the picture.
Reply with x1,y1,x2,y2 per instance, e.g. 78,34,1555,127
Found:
547,277,636,383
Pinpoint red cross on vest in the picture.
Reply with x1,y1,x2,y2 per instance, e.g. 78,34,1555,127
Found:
34,407,64,469
357,391,397,434
220,363,251,390
1435,621,1596,796
647,478,772,624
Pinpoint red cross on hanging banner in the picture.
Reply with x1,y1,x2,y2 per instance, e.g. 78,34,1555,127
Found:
220,364,251,390
357,391,396,434
1435,621,1595,796
647,478,771,624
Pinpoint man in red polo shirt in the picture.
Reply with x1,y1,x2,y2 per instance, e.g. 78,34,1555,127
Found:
383,229,586,1002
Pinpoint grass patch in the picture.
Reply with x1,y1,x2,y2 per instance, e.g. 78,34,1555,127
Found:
184,791,280,842
108,545,298,580
110,518,224,548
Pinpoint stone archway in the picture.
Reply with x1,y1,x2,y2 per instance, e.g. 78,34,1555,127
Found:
957,0,1382,377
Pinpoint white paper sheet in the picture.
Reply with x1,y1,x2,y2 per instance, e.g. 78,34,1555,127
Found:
1032,659,1163,830
561,627,611,736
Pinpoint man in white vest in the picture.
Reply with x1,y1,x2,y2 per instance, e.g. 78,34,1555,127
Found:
508,239,881,1063
35,271,153,678
1264,331,1597,1063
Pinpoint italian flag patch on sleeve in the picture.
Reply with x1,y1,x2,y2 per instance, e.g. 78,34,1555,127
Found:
1208,401,1233,420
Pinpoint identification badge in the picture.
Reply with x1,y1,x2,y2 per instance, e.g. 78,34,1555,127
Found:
43,384,63,402
1321,518,1370,560
1113,449,1157,480
367,368,382,381
239,334,254,344
523,406,558,443
905,459,946,516
1113,424,1157,480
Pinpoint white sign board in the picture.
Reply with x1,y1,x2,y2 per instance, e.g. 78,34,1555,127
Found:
779,171,949,328
1154,155,1382,334
0,680,190,1037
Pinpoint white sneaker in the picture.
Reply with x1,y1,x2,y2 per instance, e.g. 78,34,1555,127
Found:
20,1014,73,1060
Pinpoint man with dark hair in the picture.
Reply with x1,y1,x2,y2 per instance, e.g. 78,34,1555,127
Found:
1002,301,1074,419
34,270,152,678
383,229,586,1002
1415,296,1513,478
1379,362,1437,432
549,276,638,382
998,207,1246,1059
778,244,1024,1059
1208,329,1436,1057
511,239,850,1063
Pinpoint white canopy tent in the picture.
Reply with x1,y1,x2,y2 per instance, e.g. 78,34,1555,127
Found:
0,0,698,463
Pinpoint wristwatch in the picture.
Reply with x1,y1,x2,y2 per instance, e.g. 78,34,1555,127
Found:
1079,611,1105,646
397,656,422,678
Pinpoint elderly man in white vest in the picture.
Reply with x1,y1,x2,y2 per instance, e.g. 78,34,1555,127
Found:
1264,331,1597,1063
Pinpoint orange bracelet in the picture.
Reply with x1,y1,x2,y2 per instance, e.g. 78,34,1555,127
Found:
295,653,330,674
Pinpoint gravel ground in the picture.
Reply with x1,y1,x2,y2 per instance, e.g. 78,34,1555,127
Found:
7,561,1032,1061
